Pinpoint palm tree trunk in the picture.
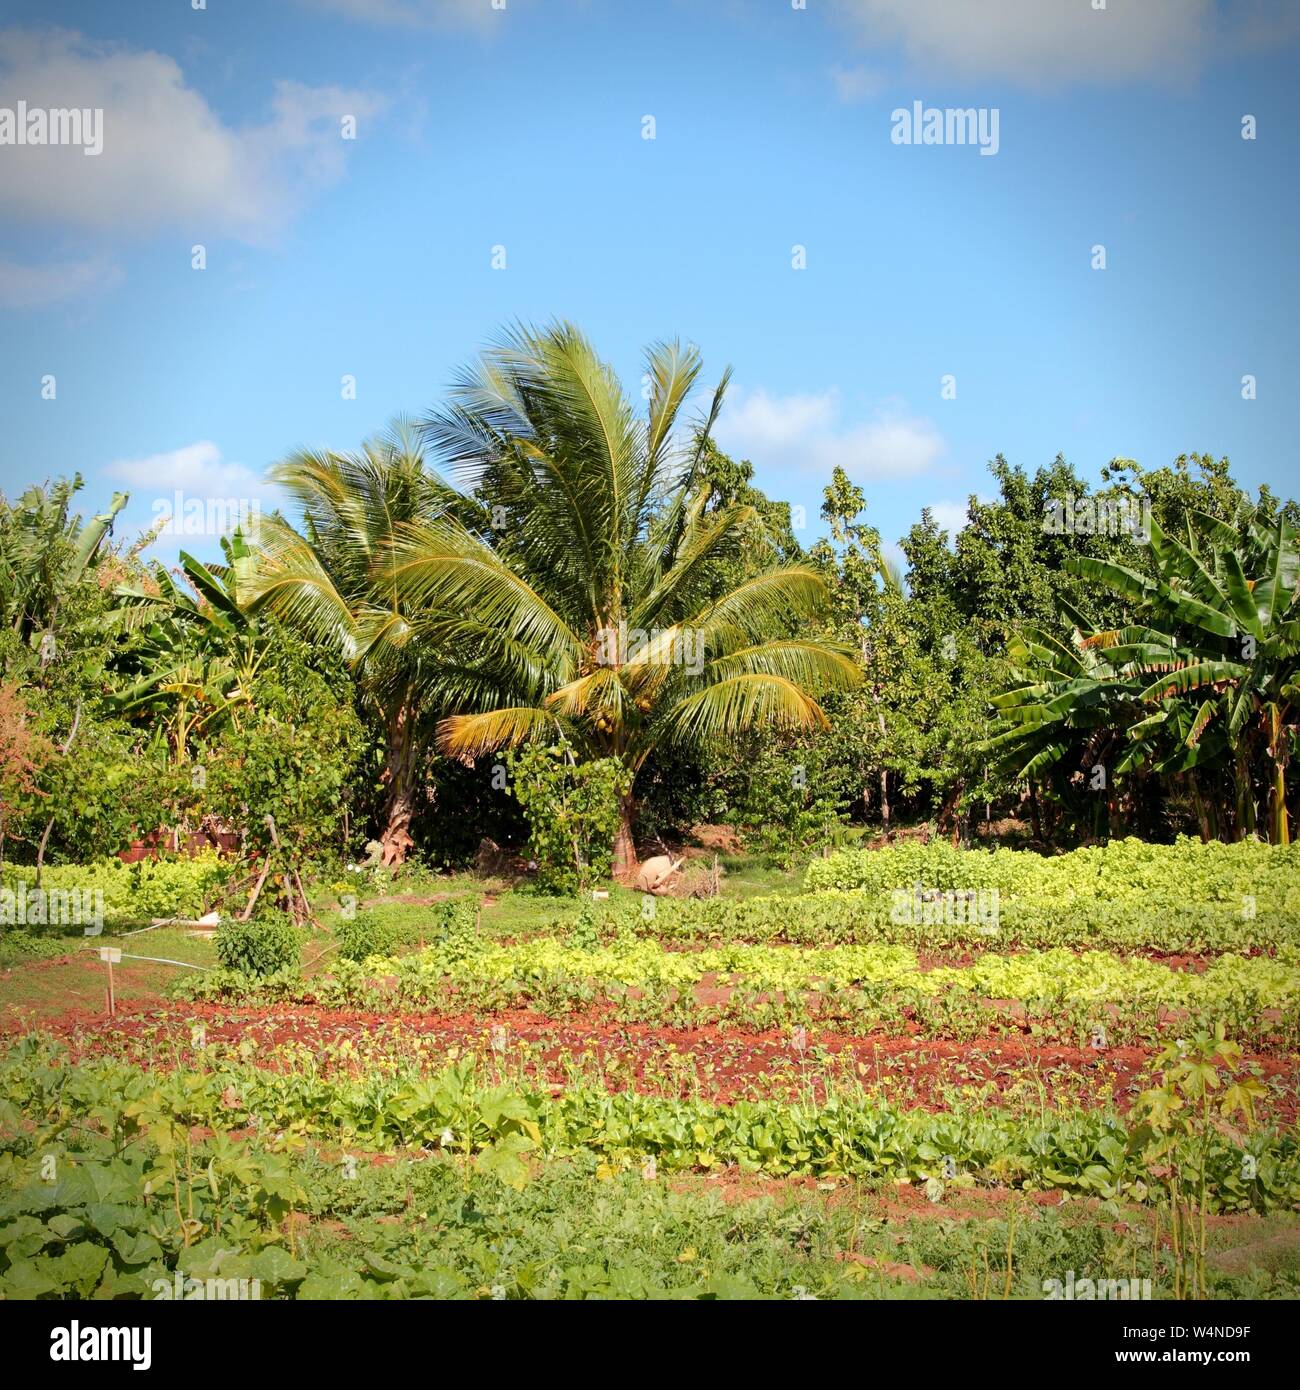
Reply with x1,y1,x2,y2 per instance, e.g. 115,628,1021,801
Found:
612,790,637,882
1233,756,1255,841
380,707,418,867
1267,705,1290,846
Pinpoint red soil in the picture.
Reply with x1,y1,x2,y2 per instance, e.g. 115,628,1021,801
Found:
20,1000,1300,1124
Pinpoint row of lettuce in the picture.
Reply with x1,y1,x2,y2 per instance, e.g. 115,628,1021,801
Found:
0,853,230,927
614,892,1292,952
177,931,1300,1046
615,837,1300,953
802,836,1300,902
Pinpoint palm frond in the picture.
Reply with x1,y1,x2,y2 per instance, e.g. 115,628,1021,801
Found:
437,705,558,760
663,673,829,743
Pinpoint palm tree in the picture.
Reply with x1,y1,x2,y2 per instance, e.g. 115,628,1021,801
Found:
985,507,1299,843
385,321,860,875
234,423,452,864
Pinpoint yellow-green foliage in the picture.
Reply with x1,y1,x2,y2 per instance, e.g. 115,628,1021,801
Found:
804,835,1300,912
0,852,231,927
376,937,1300,1011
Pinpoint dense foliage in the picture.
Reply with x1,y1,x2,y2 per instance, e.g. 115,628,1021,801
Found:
3,365,1296,872
214,912,303,977
505,745,631,892
986,506,1299,844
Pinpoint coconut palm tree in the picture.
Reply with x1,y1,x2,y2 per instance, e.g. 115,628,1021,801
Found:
385,321,860,875
233,422,454,864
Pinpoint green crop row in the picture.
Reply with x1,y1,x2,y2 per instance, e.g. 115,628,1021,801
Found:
803,835,1300,909
626,891,1294,953
4,1130,1295,1302
2,1041,1295,1214
184,935,1300,1013
0,852,232,928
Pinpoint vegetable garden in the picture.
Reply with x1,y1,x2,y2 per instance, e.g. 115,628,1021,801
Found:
3,837,1297,1302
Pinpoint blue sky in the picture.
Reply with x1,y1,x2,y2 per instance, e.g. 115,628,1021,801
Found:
1,0,1297,565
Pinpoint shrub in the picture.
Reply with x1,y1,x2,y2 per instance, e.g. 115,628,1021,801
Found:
215,909,302,977
335,909,407,963
336,900,479,963
726,743,847,868
506,746,631,894
198,659,366,871
434,899,480,960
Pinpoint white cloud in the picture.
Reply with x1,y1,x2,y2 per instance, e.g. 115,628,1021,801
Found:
109,441,262,497
108,442,287,556
111,444,241,494
0,252,121,308
716,387,946,482
108,442,278,549
0,28,383,242
828,0,1297,84
305,0,501,29
718,388,836,453
927,499,969,536
927,493,997,546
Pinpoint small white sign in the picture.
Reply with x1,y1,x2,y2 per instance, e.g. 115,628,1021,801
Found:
591,890,609,900
99,947,122,964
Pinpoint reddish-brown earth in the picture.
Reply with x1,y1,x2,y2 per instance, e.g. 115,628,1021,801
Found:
17,1000,1299,1123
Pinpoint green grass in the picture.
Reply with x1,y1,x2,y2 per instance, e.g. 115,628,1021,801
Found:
311,854,807,940
0,928,216,1021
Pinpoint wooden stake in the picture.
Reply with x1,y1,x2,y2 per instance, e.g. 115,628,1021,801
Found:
237,861,272,921
239,816,284,921
293,868,315,929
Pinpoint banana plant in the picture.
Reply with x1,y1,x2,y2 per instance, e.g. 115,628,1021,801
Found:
111,535,266,762
984,507,1298,843
0,475,127,644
